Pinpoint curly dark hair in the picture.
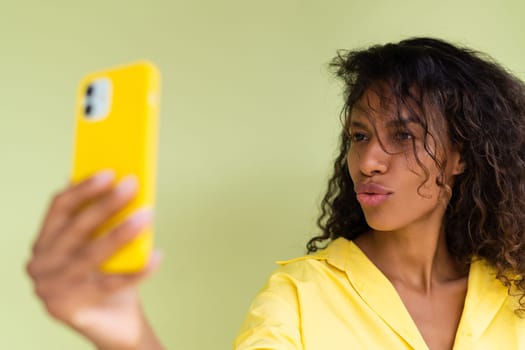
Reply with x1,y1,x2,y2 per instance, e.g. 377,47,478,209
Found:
307,37,525,313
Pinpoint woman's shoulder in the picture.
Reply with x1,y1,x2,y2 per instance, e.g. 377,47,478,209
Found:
270,237,361,281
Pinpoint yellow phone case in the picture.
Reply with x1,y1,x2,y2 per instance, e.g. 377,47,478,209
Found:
71,61,160,273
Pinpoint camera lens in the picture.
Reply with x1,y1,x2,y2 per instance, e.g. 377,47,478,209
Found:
86,85,94,96
85,104,93,116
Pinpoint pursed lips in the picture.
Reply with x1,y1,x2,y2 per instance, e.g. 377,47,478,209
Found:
354,183,394,206
355,183,394,195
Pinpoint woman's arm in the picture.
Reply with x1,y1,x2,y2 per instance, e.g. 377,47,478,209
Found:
234,271,303,350
27,171,164,350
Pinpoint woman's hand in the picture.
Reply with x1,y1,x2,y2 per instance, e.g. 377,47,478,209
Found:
26,171,164,350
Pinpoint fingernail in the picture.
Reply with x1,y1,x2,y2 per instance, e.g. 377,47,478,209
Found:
128,208,153,226
92,170,115,184
148,250,164,270
116,175,138,194
151,250,164,263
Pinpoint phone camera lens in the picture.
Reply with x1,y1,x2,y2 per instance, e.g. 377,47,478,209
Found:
85,105,93,116
86,85,94,96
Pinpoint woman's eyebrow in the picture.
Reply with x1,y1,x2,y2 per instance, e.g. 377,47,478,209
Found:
350,115,420,129
386,115,421,128
349,120,369,129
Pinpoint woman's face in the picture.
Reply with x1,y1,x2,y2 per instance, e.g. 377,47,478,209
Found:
347,89,464,232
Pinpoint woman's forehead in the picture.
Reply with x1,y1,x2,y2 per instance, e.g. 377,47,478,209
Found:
350,91,418,125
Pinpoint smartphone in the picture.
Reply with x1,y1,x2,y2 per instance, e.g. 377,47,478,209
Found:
70,61,160,273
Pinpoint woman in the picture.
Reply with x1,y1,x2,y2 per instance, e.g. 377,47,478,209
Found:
27,38,525,350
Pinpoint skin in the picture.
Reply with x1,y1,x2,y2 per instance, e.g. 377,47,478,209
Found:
26,172,164,350
349,89,467,350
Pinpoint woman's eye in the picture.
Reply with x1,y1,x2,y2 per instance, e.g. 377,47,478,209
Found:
350,133,367,142
395,131,414,141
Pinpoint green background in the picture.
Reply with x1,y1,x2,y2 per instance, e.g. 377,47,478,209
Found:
2,0,524,349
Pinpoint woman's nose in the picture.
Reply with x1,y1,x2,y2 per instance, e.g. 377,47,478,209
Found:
358,139,389,176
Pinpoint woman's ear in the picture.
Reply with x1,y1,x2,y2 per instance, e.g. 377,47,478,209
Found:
447,150,466,176
450,150,465,175
453,160,465,175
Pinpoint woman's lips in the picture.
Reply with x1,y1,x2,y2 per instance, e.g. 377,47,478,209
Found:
355,183,394,206
356,193,391,206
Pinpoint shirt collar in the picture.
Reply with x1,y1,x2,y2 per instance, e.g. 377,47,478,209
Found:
279,237,511,347
326,238,510,342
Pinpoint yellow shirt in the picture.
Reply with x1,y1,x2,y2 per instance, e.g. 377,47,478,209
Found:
234,237,525,349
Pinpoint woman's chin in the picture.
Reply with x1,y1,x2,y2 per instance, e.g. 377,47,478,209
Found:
363,216,400,232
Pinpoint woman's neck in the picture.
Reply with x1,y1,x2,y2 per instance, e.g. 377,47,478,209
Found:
354,218,466,293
